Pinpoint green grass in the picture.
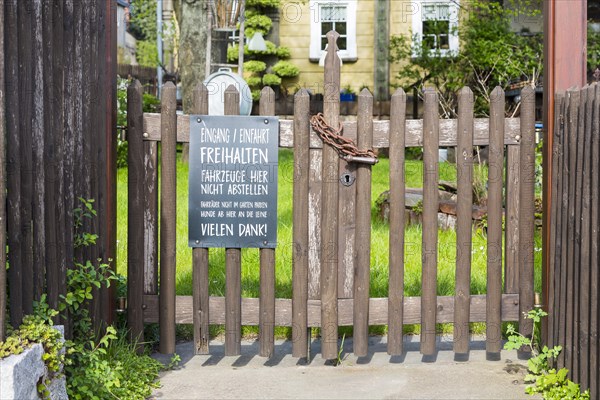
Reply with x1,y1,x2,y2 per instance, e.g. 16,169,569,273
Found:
116,149,542,336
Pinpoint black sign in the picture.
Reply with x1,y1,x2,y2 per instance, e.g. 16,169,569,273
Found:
188,115,279,248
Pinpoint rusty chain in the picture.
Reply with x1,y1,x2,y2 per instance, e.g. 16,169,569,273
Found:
309,113,378,163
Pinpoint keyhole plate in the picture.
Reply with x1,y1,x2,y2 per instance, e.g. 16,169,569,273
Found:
340,172,355,186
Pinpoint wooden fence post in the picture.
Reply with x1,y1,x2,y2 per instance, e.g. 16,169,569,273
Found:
388,89,406,356
518,86,536,356
353,89,373,357
159,82,177,354
192,83,210,355
421,89,439,356
454,87,474,357
292,89,310,358
127,80,145,350
321,30,341,360
0,0,6,342
486,86,504,359
259,87,276,358
224,85,242,356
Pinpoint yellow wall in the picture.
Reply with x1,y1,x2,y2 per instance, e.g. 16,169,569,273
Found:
280,0,415,96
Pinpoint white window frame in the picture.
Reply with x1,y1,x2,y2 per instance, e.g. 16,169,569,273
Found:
411,0,460,57
309,0,357,62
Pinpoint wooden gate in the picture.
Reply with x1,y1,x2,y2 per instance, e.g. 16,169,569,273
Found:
127,33,536,360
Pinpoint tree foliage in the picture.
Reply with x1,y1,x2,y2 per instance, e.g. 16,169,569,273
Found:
390,0,543,117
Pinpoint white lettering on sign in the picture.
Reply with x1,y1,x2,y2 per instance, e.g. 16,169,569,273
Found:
200,223,234,237
239,223,267,237
199,147,268,165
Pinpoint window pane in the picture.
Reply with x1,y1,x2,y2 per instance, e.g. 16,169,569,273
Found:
321,5,346,22
336,22,347,35
423,34,435,50
321,37,328,50
338,37,347,50
422,3,450,21
439,34,449,49
423,20,449,35
322,21,333,35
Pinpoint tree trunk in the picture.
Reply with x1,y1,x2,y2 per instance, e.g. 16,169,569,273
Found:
177,0,209,162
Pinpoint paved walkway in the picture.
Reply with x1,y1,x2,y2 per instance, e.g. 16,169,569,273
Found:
152,335,533,400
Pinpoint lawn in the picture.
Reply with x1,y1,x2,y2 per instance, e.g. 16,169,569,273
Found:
117,148,542,298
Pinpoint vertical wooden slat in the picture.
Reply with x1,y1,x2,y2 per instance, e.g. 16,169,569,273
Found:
548,92,565,350
338,159,356,298
504,144,520,294
50,0,66,315
563,88,579,369
421,89,439,356
518,85,536,355
42,0,57,313
321,30,341,360
308,148,322,300
192,83,210,355
143,140,159,294
71,0,83,263
453,87,474,356
5,0,23,328
557,90,573,368
159,82,177,354
578,84,594,391
259,87,276,358
31,0,46,302
571,86,588,382
224,85,242,356
353,89,373,357
486,87,504,359
127,80,145,348
292,89,310,358
590,84,600,400
18,0,34,316
387,89,406,356
0,0,6,341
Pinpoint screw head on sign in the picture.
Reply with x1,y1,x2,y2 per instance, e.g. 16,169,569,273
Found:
197,118,202,123
263,240,268,245
195,240,199,244
264,119,269,124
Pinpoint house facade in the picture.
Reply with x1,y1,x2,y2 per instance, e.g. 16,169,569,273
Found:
279,0,461,101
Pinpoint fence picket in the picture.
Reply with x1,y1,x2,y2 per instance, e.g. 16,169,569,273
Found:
387,89,406,356
259,87,276,358
421,90,439,356
159,82,177,354
320,31,341,360
590,83,600,399
453,87,474,356
192,83,210,355
353,89,373,357
0,0,6,341
486,87,504,359
224,85,242,356
292,89,310,358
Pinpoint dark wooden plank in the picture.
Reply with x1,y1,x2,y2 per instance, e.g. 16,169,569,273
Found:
504,144,520,294
143,140,159,294
42,0,57,316
224,85,242,356
563,88,580,370
518,86,536,357
127,81,145,348
590,84,600,400
259,87,276,358
387,89,406,356
5,0,23,328
548,92,565,350
486,87,504,358
18,0,35,316
578,85,594,390
292,89,310,358
50,0,66,315
353,89,373,357
0,0,6,341
143,115,522,147
337,157,356,299
454,87,474,356
421,89,439,356
159,82,177,354
320,31,341,360
191,83,210,355
308,148,322,300
31,0,46,303
570,86,588,382
143,294,521,326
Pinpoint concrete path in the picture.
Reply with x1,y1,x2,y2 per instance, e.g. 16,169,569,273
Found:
152,335,533,400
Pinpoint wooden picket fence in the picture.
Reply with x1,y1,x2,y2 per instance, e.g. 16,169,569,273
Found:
127,34,536,360
547,83,600,398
